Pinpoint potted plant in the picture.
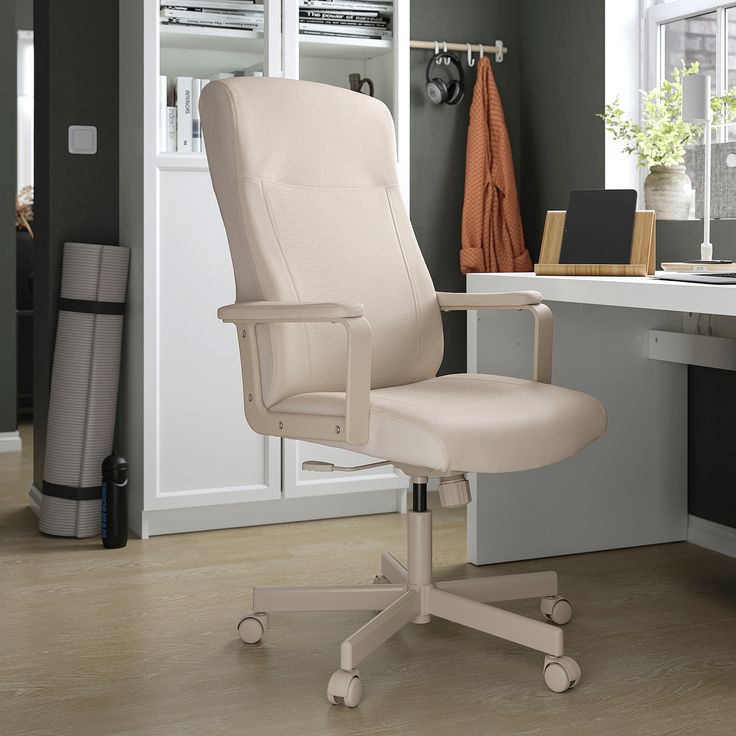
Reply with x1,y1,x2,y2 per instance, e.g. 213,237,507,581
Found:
599,62,736,220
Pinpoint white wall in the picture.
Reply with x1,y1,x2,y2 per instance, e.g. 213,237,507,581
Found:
604,0,642,196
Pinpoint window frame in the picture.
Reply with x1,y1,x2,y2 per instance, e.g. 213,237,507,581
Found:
646,0,733,99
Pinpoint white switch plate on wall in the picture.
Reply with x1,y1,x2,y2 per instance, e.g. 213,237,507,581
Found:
68,125,97,155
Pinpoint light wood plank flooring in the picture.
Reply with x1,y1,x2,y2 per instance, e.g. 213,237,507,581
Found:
2,422,736,736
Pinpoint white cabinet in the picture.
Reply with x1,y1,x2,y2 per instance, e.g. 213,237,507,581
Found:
120,0,409,538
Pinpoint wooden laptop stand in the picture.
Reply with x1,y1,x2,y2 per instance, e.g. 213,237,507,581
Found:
535,210,656,277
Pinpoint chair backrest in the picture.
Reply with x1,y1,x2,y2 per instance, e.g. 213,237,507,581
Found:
200,77,443,407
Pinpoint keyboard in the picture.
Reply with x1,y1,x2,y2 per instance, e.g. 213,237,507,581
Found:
652,271,736,284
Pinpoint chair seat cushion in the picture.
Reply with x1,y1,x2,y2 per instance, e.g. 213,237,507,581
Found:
272,373,607,474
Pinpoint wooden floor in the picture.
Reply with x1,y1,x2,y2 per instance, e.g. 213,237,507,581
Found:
3,423,736,736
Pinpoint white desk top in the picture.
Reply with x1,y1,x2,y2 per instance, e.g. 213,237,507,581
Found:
466,273,736,317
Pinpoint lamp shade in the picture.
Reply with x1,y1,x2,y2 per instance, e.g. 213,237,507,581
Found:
682,74,711,123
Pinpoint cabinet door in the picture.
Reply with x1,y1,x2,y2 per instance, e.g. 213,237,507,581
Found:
282,440,407,498
156,168,281,508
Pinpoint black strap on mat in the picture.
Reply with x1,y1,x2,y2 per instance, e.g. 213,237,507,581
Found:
42,481,102,501
58,298,125,316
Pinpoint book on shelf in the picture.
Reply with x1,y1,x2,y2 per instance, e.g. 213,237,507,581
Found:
191,79,202,153
166,107,177,153
161,76,217,154
176,76,193,153
159,75,169,153
300,1,392,12
299,22,391,38
161,1,264,9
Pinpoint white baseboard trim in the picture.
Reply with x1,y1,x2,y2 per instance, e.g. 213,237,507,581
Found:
0,431,22,453
27,483,42,517
688,515,736,559
141,488,404,538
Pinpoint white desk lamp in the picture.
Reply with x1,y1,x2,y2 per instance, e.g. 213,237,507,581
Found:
682,73,713,261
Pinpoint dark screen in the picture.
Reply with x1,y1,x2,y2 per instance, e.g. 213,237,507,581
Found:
559,189,637,264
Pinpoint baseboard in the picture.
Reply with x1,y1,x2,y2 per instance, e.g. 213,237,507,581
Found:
142,488,404,538
688,515,736,559
0,431,22,453
27,483,42,517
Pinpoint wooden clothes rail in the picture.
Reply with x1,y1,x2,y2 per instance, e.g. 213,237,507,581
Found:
409,39,507,63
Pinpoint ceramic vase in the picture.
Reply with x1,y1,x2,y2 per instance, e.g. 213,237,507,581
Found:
643,165,692,220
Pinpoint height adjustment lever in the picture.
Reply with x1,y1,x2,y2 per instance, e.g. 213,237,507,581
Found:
302,460,393,473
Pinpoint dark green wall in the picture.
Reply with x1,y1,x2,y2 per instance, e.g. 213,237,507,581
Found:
33,0,119,487
410,0,605,373
519,0,606,259
688,366,736,529
15,0,31,28
657,221,736,529
410,0,522,374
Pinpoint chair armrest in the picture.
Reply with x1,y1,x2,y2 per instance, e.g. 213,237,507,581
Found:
436,291,542,310
436,291,553,384
219,301,371,444
218,301,364,323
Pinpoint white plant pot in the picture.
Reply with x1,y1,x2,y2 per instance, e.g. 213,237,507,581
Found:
643,165,692,220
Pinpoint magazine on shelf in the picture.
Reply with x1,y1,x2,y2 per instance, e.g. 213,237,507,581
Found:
300,10,389,21
299,22,391,38
160,1,264,9
161,8,264,24
301,16,389,29
176,76,193,152
300,18,389,28
162,17,263,30
300,1,392,12
300,28,391,40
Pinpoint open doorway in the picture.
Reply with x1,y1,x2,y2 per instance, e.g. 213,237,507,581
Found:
0,2,33,456
17,28,34,422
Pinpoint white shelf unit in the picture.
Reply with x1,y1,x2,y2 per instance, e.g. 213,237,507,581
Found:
120,0,409,538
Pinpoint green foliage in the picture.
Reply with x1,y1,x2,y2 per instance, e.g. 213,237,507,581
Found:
598,62,736,169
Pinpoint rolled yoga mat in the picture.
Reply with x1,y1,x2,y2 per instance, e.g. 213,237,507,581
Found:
39,242,130,538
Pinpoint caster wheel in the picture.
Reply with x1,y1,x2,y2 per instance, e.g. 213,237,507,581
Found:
373,574,390,585
543,655,581,693
541,595,573,625
237,612,269,644
327,668,362,707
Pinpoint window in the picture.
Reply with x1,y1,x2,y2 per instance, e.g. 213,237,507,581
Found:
17,30,33,190
647,1,736,217
648,1,736,140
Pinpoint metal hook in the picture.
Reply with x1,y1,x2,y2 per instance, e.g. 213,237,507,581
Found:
442,41,450,64
434,40,441,63
479,43,484,60
467,43,476,67
495,39,504,63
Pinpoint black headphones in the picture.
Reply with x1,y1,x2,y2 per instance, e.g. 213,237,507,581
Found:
425,52,465,106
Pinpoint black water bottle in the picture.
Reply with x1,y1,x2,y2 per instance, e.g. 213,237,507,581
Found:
101,455,129,549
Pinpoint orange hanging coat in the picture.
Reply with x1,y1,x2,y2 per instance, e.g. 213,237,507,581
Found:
460,57,532,274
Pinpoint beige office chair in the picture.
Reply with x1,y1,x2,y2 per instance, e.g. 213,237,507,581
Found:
200,77,607,707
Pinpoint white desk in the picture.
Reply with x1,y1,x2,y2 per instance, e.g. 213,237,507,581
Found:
466,273,736,565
